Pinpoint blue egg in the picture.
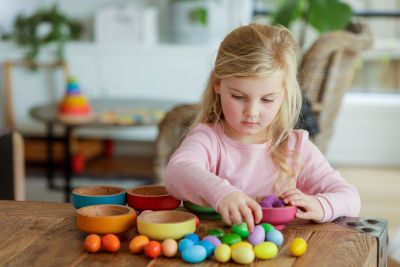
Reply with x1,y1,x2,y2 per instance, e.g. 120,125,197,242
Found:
181,245,207,263
185,233,200,243
197,240,215,258
179,238,194,253
266,229,284,247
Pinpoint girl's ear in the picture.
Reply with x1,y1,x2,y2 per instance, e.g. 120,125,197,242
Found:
213,81,221,94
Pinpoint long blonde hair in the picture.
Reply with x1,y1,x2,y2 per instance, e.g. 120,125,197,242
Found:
194,23,302,185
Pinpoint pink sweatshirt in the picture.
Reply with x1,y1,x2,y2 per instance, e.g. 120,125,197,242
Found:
165,123,360,222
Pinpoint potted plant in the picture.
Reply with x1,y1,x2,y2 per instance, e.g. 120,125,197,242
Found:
271,0,353,49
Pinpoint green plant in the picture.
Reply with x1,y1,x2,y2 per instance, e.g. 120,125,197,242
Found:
12,5,82,63
271,0,353,48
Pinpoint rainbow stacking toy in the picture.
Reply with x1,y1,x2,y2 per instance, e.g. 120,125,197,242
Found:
58,77,92,121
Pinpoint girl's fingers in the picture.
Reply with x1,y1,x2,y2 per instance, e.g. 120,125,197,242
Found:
248,200,263,224
280,188,300,199
230,207,243,226
296,211,315,220
240,205,254,232
220,208,232,225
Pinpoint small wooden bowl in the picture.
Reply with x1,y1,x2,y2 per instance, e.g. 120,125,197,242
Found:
76,205,136,234
261,205,298,230
72,186,126,209
137,210,196,240
127,185,181,211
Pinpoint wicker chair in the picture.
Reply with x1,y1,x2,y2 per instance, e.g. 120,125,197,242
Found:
154,104,200,184
299,22,373,153
154,22,373,183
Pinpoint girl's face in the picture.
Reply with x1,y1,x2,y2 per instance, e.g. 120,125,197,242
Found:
214,72,285,144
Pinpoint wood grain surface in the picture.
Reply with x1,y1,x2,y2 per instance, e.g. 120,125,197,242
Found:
0,201,378,267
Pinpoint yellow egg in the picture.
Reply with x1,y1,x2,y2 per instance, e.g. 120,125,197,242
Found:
231,241,252,251
253,241,278,260
231,246,255,264
214,244,231,263
289,237,307,256
161,239,178,257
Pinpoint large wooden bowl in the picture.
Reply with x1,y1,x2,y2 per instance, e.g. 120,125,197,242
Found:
261,205,298,230
77,205,136,234
72,186,126,209
127,185,181,211
137,210,196,240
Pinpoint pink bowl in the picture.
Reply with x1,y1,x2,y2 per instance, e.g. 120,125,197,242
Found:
261,205,298,230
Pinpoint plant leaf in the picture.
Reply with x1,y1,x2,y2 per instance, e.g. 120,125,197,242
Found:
308,0,352,33
271,0,307,28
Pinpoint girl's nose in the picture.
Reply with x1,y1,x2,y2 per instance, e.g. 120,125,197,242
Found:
244,101,259,118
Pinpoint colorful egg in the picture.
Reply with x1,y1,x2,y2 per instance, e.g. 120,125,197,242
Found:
289,237,307,256
181,245,207,263
207,228,225,238
178,238,194,253
231,246,255,264
214,244,231,263
129,235,150,254
231,223,249,238
203,235,221,247
230,241,252,251
162,239,178,257
197,240,215,258
144,240,161,258
266,229,284,247
260,223,275,235
221,233,242,245
185,233,200,243
248,225,265,246
253,241,278,259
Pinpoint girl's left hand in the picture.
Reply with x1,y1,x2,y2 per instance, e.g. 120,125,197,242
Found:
280,188,324,222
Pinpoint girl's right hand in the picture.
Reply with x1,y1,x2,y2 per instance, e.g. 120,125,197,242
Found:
217,191,262,232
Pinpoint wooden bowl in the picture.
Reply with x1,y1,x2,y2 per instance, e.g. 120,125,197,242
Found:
182,201,221,220
127,185,181,211
137,210,196,240
72,186,126,209
261,205,298,230
76,204,136,234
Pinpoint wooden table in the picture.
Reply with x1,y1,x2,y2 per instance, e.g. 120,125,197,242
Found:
0,201,387,266
30,98,178,202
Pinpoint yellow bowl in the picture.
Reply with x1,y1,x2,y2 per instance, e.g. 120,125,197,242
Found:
76,204,136,234
137,210,196,240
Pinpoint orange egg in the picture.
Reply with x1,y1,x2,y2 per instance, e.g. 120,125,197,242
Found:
144,240,161,258
129,235,150,254
162,239,178,257
102,234,120,253
84,234,101,253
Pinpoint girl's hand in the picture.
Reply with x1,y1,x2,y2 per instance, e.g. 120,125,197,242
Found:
280,188,324,222
217,191,262,232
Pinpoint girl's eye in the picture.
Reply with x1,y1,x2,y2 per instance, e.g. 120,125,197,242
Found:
232,94,245,100
261,99,274,103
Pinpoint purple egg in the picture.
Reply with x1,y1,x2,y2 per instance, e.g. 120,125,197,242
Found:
272,199,285,207
248,225,265,246
203,235,222,247
260,194,278,208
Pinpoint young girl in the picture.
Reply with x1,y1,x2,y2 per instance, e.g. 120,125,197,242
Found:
164,23,360,232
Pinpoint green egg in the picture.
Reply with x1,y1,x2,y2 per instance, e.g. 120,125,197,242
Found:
221,233,242,246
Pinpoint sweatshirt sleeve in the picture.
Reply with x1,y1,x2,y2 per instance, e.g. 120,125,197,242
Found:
295,131,361,222
164,125,240,210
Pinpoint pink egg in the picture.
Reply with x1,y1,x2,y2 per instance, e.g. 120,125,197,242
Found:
248,225,265,246
162,239,178,257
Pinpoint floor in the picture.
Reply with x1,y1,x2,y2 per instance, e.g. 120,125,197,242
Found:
25,156,400,266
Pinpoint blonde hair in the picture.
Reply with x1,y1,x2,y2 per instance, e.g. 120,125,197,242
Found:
194,23,302,186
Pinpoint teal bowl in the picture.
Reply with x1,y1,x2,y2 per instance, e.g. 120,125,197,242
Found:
72,186,127,209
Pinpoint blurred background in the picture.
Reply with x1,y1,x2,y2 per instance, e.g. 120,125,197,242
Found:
0,0,399,265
